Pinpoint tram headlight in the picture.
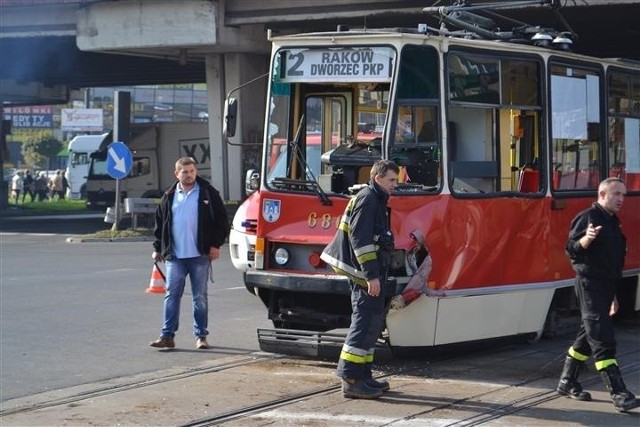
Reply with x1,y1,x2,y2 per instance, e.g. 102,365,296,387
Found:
274,248,290,266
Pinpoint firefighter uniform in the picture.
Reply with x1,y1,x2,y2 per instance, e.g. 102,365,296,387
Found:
321,179,393,397
560,201,637,411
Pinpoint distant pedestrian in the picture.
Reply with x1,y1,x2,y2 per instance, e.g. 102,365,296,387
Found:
22,170,35,203
48,170,63,200
34,171,49,202
149,157,230,350
557,177,638,412
321,159,399,399
60,170,69,199
11,170,24,204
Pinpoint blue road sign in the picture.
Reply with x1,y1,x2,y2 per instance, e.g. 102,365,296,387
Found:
106,141,133,180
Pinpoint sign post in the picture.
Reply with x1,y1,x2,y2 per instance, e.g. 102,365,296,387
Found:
106,141,133,230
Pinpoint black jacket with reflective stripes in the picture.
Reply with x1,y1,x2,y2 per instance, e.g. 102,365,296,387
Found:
321,180,393,287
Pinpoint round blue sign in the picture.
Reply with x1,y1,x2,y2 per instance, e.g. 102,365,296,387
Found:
106,141,133,180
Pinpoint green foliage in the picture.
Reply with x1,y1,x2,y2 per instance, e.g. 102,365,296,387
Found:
21,137,64,169
7,197,86,212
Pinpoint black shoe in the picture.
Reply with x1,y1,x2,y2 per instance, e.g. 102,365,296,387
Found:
611,391,639,412
557,379,592,401
557,356,591,401
366,378,390,392
342,379,383,399
600,364,638,412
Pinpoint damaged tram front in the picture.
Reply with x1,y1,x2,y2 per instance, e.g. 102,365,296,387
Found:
230,26,640,352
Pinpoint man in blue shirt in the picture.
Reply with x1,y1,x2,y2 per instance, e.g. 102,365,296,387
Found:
150,157,230,350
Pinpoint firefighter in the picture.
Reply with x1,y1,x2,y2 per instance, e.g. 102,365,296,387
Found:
321,159,399,399
558,177,638,412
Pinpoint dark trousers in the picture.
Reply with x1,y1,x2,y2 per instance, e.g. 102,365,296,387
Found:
570,275,617,362
336,281,386,380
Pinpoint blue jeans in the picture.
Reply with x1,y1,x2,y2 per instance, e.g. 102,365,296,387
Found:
160,255,210,339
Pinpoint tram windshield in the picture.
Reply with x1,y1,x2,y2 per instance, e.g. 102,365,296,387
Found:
265,46,392,192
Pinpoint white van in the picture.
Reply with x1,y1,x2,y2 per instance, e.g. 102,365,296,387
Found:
66,133,108,199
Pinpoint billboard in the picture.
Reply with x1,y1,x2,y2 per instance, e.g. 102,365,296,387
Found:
61,108,104,131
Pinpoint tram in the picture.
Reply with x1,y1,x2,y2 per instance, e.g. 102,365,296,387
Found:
227,0,640,353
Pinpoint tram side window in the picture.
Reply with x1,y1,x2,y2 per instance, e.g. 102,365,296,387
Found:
392,45,442,189
447,52,542,195
608,70,640,192
550,64,602,192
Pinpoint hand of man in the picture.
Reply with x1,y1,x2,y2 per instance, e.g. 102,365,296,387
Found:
152,251,163,262
609,296,619,316
580,223,603,248
367,278,381,297
209,247,220,261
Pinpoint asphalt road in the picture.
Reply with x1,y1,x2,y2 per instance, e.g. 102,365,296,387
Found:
0,214,272,401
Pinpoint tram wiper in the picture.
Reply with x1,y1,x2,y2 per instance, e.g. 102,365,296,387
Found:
287,115,332,206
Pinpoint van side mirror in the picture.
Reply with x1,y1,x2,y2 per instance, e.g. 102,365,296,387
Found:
245,169,260,195
224,98,238,138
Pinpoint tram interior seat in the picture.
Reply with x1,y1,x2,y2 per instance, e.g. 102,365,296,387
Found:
518,167,539,193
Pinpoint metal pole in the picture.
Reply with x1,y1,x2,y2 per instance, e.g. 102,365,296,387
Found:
112,178,121,231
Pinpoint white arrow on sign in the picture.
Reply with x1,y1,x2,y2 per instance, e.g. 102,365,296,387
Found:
108,146,127,174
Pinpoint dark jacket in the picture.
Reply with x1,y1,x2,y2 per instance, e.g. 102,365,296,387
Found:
565,202,626,280
153,176,230,260
321,180,393,287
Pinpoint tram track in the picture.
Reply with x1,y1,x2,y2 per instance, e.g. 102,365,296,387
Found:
179,348,639,427
2,340,637,426
0,354,280,418
441,361,640,427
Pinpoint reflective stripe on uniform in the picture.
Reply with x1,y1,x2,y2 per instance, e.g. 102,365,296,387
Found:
354,244,376,257
342,344,368,356
340,350,368,364
568,347,590,362
340,344,369,364
595,359,618,370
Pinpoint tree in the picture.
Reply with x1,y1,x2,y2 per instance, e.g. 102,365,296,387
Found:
22,137,63,170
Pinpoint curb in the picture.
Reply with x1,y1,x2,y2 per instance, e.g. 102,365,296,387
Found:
66,236,154,243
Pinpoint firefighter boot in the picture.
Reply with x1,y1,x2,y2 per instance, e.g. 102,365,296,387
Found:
557,356,592,401
600,365,639,412
364,363,390,392
342,378,383,399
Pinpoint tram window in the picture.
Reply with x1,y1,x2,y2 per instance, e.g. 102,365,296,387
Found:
396,45,439,99
448,53,540,106
608,70,640,192
391,45,441,189
391,105,440,187
449,54,500,104
550,64,602,192
447,52,543,195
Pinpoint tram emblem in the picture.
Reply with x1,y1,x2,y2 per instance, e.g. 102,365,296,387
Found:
262,199,281,223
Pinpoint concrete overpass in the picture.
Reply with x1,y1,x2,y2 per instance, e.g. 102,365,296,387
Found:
1,0,639,203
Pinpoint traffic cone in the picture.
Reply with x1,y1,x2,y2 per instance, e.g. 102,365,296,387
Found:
146,262,166,294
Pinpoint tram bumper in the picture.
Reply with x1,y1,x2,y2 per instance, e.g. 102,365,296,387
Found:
246,270,352,330
257,328,392,360
245,270,351,294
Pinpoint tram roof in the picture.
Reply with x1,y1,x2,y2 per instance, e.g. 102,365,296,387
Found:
268,27,640,71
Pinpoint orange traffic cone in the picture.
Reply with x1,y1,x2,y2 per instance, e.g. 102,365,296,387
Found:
146,262,166,294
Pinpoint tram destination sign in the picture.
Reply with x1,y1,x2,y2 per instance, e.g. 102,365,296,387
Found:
279,47,394,83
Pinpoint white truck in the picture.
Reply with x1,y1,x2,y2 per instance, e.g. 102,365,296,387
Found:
65,133,108,199
86,122,210,209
